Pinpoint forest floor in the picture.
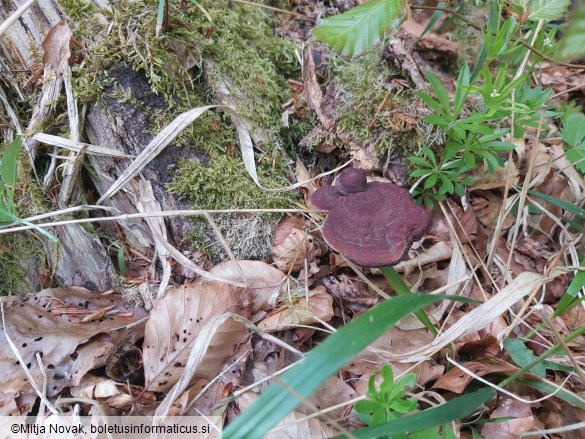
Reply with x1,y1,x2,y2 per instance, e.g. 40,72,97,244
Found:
0,0,585,437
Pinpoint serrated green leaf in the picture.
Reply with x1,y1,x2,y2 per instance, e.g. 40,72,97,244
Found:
558,1,585,60
311,0,409,58
504,338,547,377
527,0,571,21
561,113,585,149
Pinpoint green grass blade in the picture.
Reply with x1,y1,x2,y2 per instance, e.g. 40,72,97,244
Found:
380,266,438,335
516,378,585,410
223,293,462,438
1,135,21,206
312,0,409,58
527,189,585,218
332,388,495,438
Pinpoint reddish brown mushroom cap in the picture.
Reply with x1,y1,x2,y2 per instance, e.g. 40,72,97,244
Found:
311,168,432,267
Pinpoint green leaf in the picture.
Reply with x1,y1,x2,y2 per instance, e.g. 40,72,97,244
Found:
425,71,451,114
1,136,21,206
527,0,571,21
454,65,470,117
558,1,585,60
527,189,585,219
503,338,547,377
561,113,585,149
222,293,463,438
331,388,496,438
311,0,409,58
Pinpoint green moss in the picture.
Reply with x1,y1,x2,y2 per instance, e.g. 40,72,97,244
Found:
330,51,425,155
168,154,294,211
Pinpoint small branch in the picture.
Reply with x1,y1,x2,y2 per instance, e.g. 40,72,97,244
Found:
410,5,585,70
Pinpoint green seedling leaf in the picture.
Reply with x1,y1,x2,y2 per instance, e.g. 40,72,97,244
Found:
118,246,127,276
312,0,409,58
223,293,469,438
415,1,446,42
554,257,585,317
527,0,571,21
503,338,546,377
332,388,496,439
424,71,451,115
1,135,21,207
558,1,585,60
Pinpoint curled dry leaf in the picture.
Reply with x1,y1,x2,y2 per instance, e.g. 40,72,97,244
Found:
41,21,73,73
143,260,285,392
258,286,333,332
0,287,147,396
272,216,326,273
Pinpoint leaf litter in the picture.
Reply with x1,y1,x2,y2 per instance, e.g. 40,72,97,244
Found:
2,1,585,437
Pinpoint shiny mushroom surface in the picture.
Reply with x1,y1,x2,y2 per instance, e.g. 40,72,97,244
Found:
311,168,432,267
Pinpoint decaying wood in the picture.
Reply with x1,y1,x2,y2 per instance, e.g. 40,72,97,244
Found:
85,64,205,251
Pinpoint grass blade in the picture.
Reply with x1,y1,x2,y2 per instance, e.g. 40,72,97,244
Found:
332,388,495,438
223,293,464,438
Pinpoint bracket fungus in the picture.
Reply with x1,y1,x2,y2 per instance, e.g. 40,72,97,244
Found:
311,168,432,267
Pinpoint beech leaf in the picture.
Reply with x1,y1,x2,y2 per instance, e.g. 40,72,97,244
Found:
311,0,409,58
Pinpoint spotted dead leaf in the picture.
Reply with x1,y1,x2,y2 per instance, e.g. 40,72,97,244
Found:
258,286,333,332
272,216,326,273
41,21,73,73
0,287,147,397
143,260,285,392
0,393,19,416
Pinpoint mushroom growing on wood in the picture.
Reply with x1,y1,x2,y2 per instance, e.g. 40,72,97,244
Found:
311,167,432,267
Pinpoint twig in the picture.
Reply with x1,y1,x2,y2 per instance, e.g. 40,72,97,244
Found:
230,0,313,21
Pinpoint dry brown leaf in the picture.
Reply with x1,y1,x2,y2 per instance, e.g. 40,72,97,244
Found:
237,391,338,438
469,190,514,230
41,21,72,73
272,216,326,273
143,260,284,392
343,326,435,377
258,286,333,332
481,396,536,439
0,287,147,396
0,393,19,416
302,376,357,419
433,359,518,394
295,159,319,204
446,198,478,244
322,274,380,311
